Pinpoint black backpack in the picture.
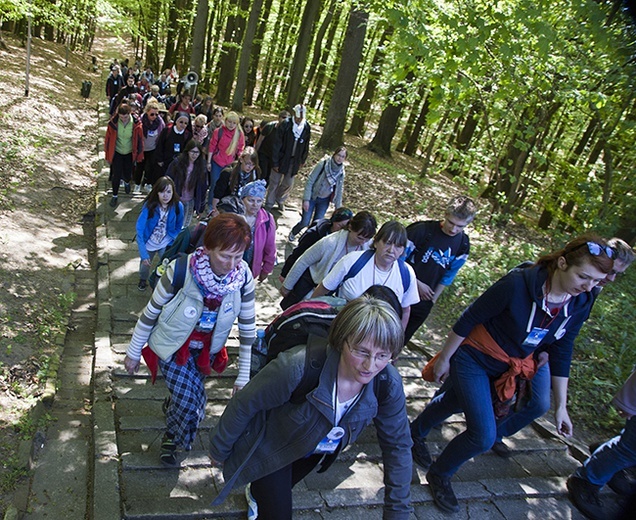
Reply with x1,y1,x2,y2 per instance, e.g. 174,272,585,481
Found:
257,299,390,404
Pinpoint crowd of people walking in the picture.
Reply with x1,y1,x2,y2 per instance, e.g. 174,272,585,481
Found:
107,58,636,520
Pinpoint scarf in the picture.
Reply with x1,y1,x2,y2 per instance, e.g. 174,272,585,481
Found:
325,157,344,187
190,247,246,305
292,119,305,140
141,113,162,137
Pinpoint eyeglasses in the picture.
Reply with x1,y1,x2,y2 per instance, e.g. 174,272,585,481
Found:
195,124,204,129
147,112,158,117
567,241,614,258
347,342,392,364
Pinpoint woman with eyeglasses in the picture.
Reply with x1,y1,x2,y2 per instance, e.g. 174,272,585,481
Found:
135,99,166,190
241,116,258,147
410,235,614,514
209,295,413,519
166,140,209,228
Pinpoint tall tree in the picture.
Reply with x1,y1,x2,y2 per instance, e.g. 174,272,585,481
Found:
285,0,322,106
189,0,209,75
232,0,264,111
317,7,368,150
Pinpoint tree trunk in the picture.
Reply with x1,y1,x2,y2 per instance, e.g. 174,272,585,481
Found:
308,3,345,109
366,72,414,157
317,8,368,150
189,0,209,75
256,0,290,107
161,0,181,72
404,91,430,156
246,0,274,104
286,0,322,107
215,0,251,106
232,0,264,111
347,25,393,136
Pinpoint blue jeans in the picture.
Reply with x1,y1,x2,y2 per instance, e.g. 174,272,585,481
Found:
411,348,551,478
291,196,330,235
207,161,223,207
495,363,551,441
576,416,636,486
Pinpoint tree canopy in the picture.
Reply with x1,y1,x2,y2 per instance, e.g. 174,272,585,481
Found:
2,0,635,238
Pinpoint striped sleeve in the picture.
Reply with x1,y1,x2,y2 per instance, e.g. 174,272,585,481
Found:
126,270,177,361
233,269,256,389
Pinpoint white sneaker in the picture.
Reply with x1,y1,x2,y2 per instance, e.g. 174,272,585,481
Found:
245,483,258,520
144,184,152,193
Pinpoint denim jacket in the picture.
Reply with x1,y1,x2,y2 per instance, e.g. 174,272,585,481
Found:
209,345,413,518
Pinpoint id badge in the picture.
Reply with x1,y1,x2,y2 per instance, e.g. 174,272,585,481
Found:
198,310,218,332
313,427,345,454
174,143,181,153
522,327,548,347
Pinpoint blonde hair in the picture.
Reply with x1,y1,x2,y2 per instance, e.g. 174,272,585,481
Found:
194,114,207,127
224,111,243,156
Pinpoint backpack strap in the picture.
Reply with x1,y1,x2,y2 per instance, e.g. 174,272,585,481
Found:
289,334,391,406
172,253,189,292
340,250,375,289
290,334,328,404
340,249,410,295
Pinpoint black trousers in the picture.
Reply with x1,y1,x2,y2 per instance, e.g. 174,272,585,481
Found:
109,151,132,196
251,454,322,520
404,299,434,344
280,268,316,310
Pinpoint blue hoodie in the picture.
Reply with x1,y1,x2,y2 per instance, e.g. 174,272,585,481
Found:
453,265,595,378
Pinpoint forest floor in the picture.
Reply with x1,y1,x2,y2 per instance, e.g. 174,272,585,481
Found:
0,28,614,515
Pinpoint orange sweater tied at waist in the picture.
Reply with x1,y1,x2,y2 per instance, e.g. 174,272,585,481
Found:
421,324,538,402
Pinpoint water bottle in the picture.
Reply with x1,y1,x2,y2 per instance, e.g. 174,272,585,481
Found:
250,329,268,377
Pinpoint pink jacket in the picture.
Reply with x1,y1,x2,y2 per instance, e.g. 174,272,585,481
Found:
208,126,245,167
251,208,276,278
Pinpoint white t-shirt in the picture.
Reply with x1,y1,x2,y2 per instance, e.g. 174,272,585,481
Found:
321,250,420,307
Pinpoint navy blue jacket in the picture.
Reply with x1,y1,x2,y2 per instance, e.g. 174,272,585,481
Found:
453,265,595,378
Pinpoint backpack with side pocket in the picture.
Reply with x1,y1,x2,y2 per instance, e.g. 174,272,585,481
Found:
256,298,389,404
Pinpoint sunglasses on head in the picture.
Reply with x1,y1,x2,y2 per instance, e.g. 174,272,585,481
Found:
568,241,614,258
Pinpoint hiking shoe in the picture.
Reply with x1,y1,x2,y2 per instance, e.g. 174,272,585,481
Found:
160,433,178,467
245,483,258,520
124,182,131,194
491,440,512,459
288,231,297,242
109,196,118,208
426,469,459,513
567,475,603,520
412,434,432,469
137,279,147,291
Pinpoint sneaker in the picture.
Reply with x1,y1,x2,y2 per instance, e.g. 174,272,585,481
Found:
109,196,118,208
491,440,512,459
124,182,131,194
426,469,459,513
411,434,432,469
567,475,603,520
137,279,147,291
160,433,178,467
288,231,297,242
277,202,286,211
144,183,152,193
245,483,258,520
